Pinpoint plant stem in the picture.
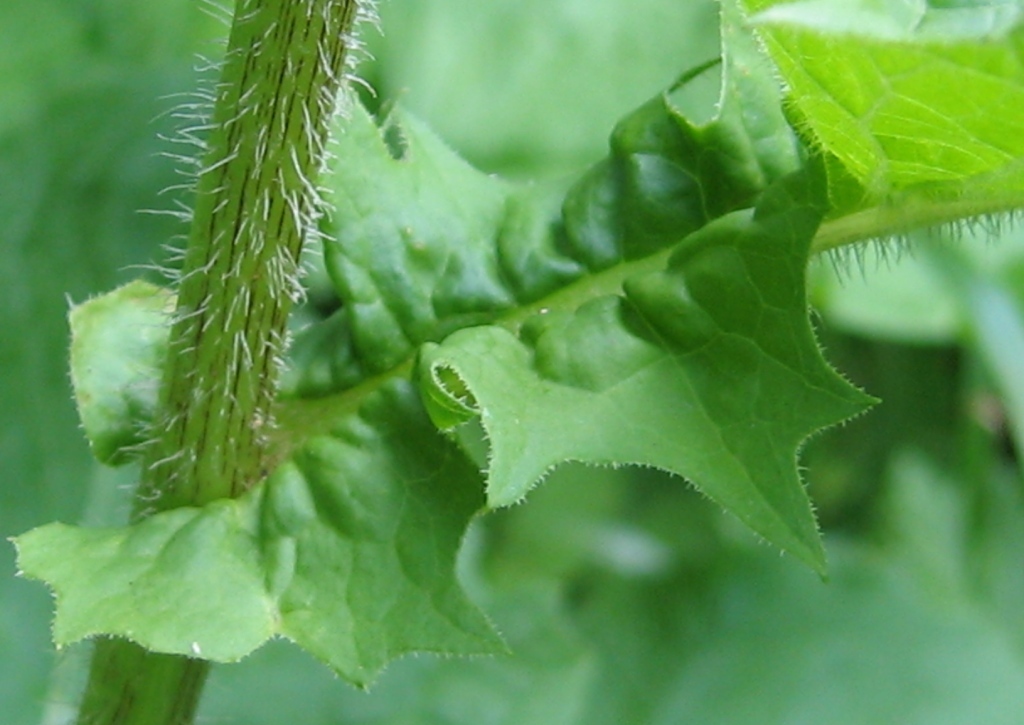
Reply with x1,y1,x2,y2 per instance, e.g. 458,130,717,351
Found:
76,1,363,722
76,642,209,725
811,190,1024,255
138,0,361,513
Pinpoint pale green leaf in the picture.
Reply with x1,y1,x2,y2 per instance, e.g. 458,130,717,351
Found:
14,382,501,687
69,280,172,466
742,0,1024,211
418,171,876,574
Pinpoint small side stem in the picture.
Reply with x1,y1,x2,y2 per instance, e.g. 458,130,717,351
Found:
76,1,364,723
811,190,1024,255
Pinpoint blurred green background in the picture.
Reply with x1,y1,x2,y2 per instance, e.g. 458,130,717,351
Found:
4,1,1024,723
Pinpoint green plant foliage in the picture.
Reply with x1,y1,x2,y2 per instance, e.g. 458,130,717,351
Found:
15,382,501,685
6,0,1024,721
199,580,595,725
13,0,863,679
744,0,1024,214
69,281,171,465
291,0,802,399
419,170,874,572
192,467,1024,725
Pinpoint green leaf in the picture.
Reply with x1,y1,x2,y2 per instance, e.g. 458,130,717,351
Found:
14,1,817,689
295,0,801,399
317,103,523,382
13,382,501,687
69,280,172,466
291,0,842,571
418,170,876,574
742,0,1024,210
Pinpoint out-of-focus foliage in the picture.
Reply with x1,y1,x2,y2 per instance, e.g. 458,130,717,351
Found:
4,0,1024,723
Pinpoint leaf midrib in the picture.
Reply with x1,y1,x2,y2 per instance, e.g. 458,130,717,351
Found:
270,244,675,461
272,174,1024,467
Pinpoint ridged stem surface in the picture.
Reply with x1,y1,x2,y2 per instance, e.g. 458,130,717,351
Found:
77,2,362,723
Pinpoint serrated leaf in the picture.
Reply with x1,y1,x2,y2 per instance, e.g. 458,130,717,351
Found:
742,0,1024,206
296,0,800,399
418,171,875,573
319,103,524,380
197,580,596,725
17,1,815,689
14,382,501,687
68,280,171,466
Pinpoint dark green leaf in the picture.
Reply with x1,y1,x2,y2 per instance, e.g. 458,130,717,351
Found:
299,0,801,398
418,170,875,573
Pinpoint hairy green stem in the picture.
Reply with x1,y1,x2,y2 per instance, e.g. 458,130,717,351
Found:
138,0,361,513
76,1,363,723
811,191,1024,255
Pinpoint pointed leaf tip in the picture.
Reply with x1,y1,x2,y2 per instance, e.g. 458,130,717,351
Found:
418,170,875,574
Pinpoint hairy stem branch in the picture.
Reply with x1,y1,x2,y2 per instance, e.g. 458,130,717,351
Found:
811,191,1024,255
